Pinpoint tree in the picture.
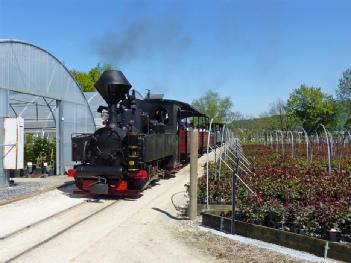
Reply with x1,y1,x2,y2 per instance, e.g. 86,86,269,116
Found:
191,90,235,123
285,85,337,134
336,68,351,101
71,70,95,92
24,135,56,166
269,99,285,127
71,63,112,92
335,69,351,128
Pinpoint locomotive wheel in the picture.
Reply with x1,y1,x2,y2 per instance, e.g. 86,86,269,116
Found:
128,179,148,190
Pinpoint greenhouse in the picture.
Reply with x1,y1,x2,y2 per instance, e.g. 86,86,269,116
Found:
0,40,95,186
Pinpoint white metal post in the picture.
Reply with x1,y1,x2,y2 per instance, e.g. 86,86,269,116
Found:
302,128,309,164
56,100,64,175
206,118,213,209
275,131,279,152
288,130,294,158
320,124,331,175
0,88,9,186
279,130,284,155
218,125,226,179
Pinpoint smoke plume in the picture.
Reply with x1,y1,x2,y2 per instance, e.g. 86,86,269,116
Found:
92,15,191,67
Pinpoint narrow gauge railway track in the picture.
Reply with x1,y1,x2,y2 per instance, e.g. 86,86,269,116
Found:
0,201,84,241
0,199,119,262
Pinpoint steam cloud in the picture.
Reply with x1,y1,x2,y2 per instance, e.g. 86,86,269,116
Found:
92,16,191,67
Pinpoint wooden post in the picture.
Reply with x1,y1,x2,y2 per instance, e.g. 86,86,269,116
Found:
189,128,198,220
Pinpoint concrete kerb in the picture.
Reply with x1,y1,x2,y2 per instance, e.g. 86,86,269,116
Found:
202,211,351,263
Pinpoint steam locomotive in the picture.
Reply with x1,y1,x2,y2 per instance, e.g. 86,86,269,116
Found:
68,70,223,196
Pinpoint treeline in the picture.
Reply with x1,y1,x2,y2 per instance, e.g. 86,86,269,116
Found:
232,115,283,130
71,63,112,92
232,69,351,134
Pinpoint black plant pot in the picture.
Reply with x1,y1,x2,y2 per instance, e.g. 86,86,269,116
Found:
289,224,299,234
327,230,341,242
344,226,351,235
340,234,351,243
234,212,244,221
249,220,262,225
298,228,306,235
272,222,283,230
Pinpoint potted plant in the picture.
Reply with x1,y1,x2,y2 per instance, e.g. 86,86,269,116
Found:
327,224,341,242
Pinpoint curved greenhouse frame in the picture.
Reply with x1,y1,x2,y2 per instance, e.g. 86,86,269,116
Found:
0,40,96,185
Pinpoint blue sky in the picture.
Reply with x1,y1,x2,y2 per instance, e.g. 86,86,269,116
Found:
1,0,351,116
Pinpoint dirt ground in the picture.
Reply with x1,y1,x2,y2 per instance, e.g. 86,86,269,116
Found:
175,220,309,263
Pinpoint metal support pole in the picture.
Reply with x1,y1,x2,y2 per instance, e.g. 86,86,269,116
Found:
320,124,331,175
206,118,213,209
302,128,309,164
56,100,64,175
279,130,284,155
218,125,226,179
214,124,217,179
275,131,279,152
288,130,294,159
0,89,9,187
185,111,188,163
189,128,198,220
231,156,239,234
202,117,205,153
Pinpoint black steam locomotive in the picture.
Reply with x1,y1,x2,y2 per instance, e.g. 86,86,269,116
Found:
68,70,222,196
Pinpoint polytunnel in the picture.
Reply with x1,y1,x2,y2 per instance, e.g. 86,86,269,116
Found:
0,40,96,186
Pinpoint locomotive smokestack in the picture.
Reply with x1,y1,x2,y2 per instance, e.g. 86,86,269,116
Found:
95,70,132,129
95,70,132,105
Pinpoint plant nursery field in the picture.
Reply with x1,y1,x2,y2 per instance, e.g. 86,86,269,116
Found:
198,144,351,243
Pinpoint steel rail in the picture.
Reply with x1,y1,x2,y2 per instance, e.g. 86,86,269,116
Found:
5,199,119,262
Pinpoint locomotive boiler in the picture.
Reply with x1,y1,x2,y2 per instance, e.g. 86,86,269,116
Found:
68,70,222,196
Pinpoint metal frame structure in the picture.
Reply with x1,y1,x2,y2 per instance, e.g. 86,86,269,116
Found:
205,124,254,209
